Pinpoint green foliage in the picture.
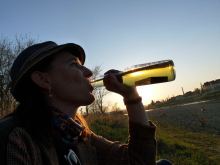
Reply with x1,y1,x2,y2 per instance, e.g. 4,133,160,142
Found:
86,112,220,164
157,137,217,165
86,112,128,142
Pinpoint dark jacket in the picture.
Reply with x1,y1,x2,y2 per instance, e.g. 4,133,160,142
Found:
1,115,156,165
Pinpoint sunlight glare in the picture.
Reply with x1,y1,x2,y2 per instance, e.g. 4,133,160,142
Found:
137,86,154,105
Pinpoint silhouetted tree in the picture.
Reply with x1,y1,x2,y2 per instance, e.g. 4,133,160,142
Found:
86,66,109,115
0,35,35,117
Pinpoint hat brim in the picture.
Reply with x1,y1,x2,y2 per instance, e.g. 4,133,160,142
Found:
52,43,85,65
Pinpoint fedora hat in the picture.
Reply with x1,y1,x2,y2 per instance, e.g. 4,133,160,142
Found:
10,41,86,95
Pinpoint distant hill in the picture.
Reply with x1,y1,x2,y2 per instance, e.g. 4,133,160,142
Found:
203,79,220,91
146,78,220,109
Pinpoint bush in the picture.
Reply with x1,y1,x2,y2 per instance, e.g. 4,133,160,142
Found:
85,112,128,142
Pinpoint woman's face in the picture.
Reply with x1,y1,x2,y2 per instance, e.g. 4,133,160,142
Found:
46,51,95,106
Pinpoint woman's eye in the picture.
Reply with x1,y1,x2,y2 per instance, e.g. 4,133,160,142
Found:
71,62,77,65
71,61,78,65
71,62,81,67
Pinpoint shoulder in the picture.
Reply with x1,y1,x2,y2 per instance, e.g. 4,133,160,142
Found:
1,115,39,153
7,126,40,156
0,115,38,144
0,115,20,163
0,115,19,132
0,115,20,151
7,127,44,164
7,126,33,145
0,115,25,145
0,115,41,164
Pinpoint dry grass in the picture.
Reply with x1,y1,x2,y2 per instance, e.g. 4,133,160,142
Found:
86,100,220,164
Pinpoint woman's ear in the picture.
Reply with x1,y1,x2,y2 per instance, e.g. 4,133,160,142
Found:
31,71,51,90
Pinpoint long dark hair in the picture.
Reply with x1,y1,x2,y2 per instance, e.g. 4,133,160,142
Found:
13,54,56,144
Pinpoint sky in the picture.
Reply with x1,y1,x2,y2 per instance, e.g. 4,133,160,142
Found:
1,0,220,108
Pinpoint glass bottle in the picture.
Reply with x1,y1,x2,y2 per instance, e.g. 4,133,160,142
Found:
91,60,176,87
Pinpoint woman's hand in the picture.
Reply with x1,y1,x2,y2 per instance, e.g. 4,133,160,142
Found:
103,69,139,99
103,69,150,126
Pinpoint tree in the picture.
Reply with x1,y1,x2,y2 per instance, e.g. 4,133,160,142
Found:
85,66,109,115
111,103,120,112
0,36,35,117
95,87,109,113
193,88,200,95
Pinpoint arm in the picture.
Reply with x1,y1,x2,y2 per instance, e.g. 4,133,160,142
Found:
123,88,150,126
103,71,150,126
90,72,156,165
90,122,156,165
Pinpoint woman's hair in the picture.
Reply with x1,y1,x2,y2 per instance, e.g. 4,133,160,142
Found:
14,54,56,144
75,114,91,137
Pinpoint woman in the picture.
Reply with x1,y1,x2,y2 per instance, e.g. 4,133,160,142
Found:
2,41,171,165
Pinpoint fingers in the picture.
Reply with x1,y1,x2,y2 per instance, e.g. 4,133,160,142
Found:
104,69,123,83
104,69,121,75
103,73,119,90
103,72,133,96
103,73,126,96
103,69,137,97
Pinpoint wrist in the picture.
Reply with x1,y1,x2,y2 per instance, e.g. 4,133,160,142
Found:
123,96,142,105
122,87,139,99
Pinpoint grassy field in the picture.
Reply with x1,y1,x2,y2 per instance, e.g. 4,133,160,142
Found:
85,102,220,165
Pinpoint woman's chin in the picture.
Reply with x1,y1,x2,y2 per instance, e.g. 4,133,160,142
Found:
83,95,95,106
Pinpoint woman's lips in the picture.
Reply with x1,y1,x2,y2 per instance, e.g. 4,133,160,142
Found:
89,84,94,92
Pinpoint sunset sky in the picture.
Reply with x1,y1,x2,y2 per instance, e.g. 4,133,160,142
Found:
1,0,220,108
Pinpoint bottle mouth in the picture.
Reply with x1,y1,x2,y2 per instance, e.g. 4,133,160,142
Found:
90,71,123,83
90,77,102,83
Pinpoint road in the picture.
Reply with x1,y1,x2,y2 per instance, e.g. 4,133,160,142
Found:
147,99,220,134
